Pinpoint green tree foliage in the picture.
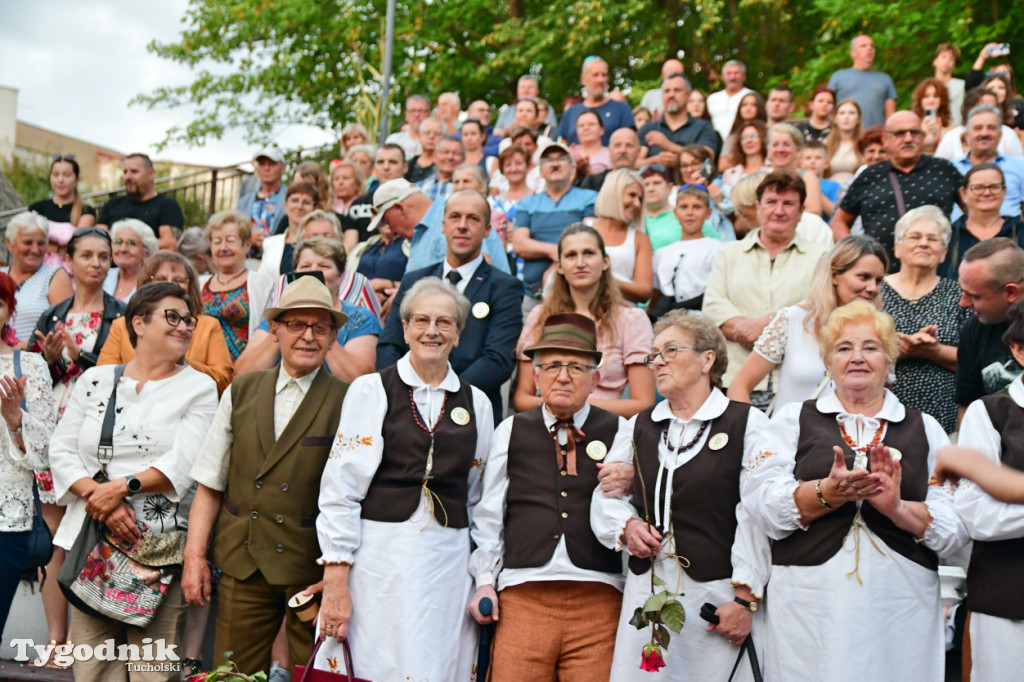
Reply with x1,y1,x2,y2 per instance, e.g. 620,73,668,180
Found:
136,0,1023,148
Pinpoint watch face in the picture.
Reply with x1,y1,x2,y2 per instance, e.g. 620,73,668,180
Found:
127,476,142,494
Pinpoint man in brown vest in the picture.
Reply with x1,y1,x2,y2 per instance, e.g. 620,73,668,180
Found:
182,276,349,676
468,312,629,681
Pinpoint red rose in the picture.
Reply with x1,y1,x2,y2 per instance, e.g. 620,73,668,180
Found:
640,643,666,672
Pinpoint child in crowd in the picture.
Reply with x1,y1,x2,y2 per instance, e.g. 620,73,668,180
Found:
798,140,839,220
649,185,722,319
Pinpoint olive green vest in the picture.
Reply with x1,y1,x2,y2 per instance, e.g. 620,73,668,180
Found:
210,368,347,585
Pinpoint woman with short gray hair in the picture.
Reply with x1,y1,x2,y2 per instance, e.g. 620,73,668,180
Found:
883,205,968,433
105,218,159,301
2,211,73,341
315,275,493,681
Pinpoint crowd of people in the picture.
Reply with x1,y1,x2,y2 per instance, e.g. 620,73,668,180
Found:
0,34,1023,682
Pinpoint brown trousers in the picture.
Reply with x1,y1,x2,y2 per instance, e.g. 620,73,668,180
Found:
215,571,316,676
489,580,621,682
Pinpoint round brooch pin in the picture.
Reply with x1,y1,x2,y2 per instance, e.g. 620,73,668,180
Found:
586,441,608,461
451,407,471,426
709,433,729,451
472,302,490,319
889,447,902,462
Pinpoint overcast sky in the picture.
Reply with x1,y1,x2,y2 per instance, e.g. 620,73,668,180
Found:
0,0,334,167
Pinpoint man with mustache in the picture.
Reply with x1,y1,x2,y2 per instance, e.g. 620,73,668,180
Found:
639,73,721,168
831,110,962,267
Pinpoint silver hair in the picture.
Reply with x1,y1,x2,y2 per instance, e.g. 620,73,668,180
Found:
399,276,470,332
966,102,1003,126
296,210,341,240
6,211,49,242
346,144,377,162
438,92,461,108
518,75,539,87
894,205,952,248
453,163,489,190
723,59,746,73
111,218,159,256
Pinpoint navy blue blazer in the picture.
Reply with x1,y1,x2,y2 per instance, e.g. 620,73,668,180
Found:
376,260,524,422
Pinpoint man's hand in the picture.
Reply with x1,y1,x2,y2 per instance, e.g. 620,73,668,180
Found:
468,585,499,624
644,130,672,150
182,553,213,606
597,461,634,497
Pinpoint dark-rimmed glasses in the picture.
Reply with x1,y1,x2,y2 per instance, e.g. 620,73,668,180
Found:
163,309,197,331
643,345,701,370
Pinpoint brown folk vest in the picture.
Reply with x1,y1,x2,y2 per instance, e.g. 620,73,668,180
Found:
628,400,751,581
504,406,621,574
967,389,1024,619
211,368,347,585
771,401,937,571
360,365,477,529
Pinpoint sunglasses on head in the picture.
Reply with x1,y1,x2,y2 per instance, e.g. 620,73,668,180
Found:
51,154,76,162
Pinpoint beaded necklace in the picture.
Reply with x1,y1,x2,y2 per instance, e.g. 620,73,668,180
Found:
661,419,710,458
408,386,449,471
838,419,886,454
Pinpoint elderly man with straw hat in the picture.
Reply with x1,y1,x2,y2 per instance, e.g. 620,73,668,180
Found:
468,312,632,681
182,276,349,677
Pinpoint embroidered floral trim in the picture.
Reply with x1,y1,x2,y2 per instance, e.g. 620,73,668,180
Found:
330,433,374,457
746,450,776,471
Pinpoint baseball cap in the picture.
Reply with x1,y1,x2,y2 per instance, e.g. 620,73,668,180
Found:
367,178,421,234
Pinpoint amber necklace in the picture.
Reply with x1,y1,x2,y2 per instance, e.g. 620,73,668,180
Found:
838,419,886,453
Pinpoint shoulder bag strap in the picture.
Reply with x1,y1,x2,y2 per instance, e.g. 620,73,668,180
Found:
728,633,763,682
13,349,24,410
98,365,127,468
888,170,907,218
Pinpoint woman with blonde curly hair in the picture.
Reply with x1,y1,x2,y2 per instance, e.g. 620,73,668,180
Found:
512,223,655,417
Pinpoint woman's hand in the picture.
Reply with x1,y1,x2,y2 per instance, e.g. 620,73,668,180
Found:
105,503,142,543
707,601,753,646
468,584,499,625
707,184,724,205
866,444,903,518
0,375,25,433
597,461,634,497
85,478,130,521
35,327,65,366
60,326,82,363
822,446,884,506
320,565,353,641
622,517,663,558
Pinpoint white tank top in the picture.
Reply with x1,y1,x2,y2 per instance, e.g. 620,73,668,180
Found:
605,227,637,284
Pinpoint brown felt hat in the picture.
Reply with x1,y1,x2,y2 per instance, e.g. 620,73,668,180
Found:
523,312,602,363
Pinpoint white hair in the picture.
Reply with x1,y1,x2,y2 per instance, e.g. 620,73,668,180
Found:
894,205,952,247
111,219,159,256
6,211,49,242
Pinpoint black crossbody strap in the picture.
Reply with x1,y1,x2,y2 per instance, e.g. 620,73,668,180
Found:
727,634,763,682
100,365,127,450
888,170,907,218
12,349,24,410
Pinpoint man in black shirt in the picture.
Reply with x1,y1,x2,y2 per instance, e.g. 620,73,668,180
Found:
831,110,961,267
638,73,720,168
956,238,1024,425
97,153,184,251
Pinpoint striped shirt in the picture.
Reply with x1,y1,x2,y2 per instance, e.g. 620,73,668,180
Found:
5,263,61,343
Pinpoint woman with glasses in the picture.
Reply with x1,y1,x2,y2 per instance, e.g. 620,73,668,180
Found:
49,282,218,682
103,219,159,302
718,92,768,173
721,120,768,192
236,237,379,381
728,236,888,412
315,277,493,681
28,155,96,267
202,210,274,361
591,169,654,303
259,182,320,280
883,207,968,434
940,163,1024,276
593,309,770,681
98,252,233,395
513,223,655,418
3,212,73,343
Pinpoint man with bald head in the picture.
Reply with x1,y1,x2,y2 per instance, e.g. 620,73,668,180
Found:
639,58,685,119
496,75,559,133
579,127,642,191
557,56,635,146
831,110,962,266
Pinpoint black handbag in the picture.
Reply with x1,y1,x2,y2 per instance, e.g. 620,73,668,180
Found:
14,350,54,584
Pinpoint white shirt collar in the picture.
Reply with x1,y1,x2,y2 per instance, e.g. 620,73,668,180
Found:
397,353,461,392
442,254,484,293
1009,376,1024,407
650,387,728,423
815,388,906,422
276,366,320,394
542,403,590,429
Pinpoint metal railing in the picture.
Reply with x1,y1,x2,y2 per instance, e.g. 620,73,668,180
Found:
0,163,254,228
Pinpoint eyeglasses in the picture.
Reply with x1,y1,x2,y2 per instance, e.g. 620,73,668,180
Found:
535,362,597,378
279,319,334,337
966,183,1006,195
163,309,197,331
407,314,457,332
679,160,703,170
643,345,701,370
884,128,924,138
51,154,76,162
740,133,760,141
71,227,112,243
114,238,140,248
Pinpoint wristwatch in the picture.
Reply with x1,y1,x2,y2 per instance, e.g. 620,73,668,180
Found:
125,475,143,496
734,596,758,613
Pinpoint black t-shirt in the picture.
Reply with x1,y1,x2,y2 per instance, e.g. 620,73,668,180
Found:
28,199,96,223
341,196,374,243
956,316,1024,406
838,157,962,266
97,194,184,236
406,158,436,184
795,120,831,142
